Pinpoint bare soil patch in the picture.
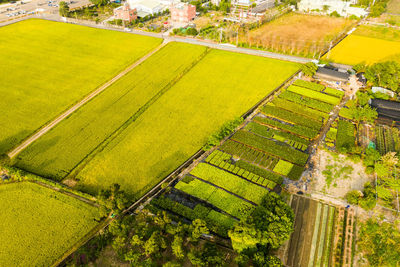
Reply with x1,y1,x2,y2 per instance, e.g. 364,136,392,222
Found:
310,149,374,199
241,13,354,56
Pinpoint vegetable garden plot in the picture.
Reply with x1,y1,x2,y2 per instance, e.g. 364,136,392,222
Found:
376,125,400,155
336,120,356,152
261,105,323,130
205,150,277,189
190,163,270,204
174,177,255,219
293,79,325,92
272,98,329,122
287,85,341,105
283,195,339,267
279,90,334,113
231,130,309,166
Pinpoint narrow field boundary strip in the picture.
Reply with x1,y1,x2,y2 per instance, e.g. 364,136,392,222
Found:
6,41,169,159
64,47,211,181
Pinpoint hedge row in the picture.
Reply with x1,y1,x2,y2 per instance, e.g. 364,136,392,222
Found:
151,196,236,237
293,79,325,92
272,97,329,121
231,130,309,166
324,87,345,98
219,140,279,170
262,105,323,130
254,116,318,139
279,91,334,113
287,86,341,105
336,120,355,152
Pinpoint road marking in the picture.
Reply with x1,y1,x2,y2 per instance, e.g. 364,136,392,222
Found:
7,41,168,159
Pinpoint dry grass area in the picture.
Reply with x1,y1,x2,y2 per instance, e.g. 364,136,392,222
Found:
192,11,224,29
240,13,354,57
387,0,400,14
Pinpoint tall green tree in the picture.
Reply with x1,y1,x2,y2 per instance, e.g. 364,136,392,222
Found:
229,193,294,253
59,1,69,17
365,61,400,92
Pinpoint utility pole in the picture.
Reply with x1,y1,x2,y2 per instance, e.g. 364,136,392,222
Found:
236,25,239,47
326,41,333,60
219,27,223,43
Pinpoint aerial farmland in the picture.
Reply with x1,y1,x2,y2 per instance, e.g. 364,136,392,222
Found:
2,0,400,265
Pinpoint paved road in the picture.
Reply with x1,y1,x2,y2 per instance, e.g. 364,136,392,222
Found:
7,41,168,158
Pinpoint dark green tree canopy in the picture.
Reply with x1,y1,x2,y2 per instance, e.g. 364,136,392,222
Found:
365,61,400,92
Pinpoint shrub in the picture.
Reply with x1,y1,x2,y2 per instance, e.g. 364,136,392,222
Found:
203,117,243,150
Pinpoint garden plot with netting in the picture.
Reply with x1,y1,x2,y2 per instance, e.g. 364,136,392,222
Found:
279,195,355,267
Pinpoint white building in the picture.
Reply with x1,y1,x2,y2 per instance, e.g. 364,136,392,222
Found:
298,0,368,17
128,0,165,16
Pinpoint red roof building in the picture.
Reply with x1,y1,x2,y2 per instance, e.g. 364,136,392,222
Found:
114,3,137,22
170,3,196,23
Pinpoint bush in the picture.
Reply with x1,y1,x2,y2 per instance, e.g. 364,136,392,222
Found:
300,62,318,77
203,117,243,150
346,190,362,204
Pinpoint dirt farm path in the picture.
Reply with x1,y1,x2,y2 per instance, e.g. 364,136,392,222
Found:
7,40,169,159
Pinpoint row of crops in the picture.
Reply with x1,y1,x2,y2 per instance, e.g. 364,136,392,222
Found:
151,79,344,237
283,195,354,267
375,125,400,155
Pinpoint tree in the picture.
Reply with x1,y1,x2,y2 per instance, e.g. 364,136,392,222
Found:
124,250,141,265
97,183,129,217
143,232,160,256
365,61,400,92
59,1,69,17
301,62,318,77
229,193,294,253
112,236,126,257
358,218,400,266
171,236,184,259
190,219,209,242
90,0,109,6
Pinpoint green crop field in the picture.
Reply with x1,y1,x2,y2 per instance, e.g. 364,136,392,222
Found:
14,42,207,180
73,49,299,197
0,19,161,154
0,182,98,266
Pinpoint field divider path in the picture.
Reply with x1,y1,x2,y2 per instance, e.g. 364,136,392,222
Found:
63,47,212,182
6,40,169,159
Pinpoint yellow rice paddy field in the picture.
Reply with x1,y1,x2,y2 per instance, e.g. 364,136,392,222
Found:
326,25,400,65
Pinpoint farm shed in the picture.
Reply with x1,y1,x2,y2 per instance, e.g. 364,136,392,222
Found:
314,67,349,83
370,99,400,122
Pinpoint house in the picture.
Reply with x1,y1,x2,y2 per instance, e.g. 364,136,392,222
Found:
314,67,350,83
298,0,368,17
113,3,137,22
211,0,220,6
170,3,196,23
128,0,164,17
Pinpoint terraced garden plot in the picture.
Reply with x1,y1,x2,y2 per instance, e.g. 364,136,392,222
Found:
282,195,337,267
0,19,161,154
13,42,207,180
279,90,334,114
205,150,277,189
231,130,309,166
74,49,299,197
287,85,341,105
0,182,98,266
326,25,400,65
190,163,269,204
174,177,255,219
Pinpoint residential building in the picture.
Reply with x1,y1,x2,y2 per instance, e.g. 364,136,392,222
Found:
113,3,137,21
298,0,368,17
170,3,196,23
